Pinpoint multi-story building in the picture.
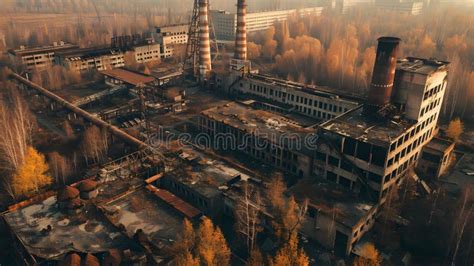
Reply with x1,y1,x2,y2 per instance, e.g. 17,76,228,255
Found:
153,24,189,58
8,41,79,71
111,34,161,65
314,55,449,202
55,47,125,72
210,7,324,42
375,0,424,15
199,101,315,178
127,43,162,64
220,73,361,121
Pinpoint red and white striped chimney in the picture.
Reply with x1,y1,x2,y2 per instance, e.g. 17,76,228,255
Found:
199,0,212,79
234,0,247,60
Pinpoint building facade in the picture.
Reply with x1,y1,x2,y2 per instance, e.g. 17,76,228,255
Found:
55,47,125,72
199,101,315,178
224,73,361,121
8,41,79,71
375,0,424,15
417,137,455,179
314,58,449,202
210,7,323,41
128,43,162,64
154,24,189,58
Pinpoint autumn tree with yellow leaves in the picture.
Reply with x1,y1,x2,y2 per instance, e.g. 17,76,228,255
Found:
173,218,231,266
446,118,464,142
12,146,52,196
352,243,382,266
269,231,309,266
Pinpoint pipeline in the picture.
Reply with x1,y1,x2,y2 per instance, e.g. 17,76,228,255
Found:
10,72,149,150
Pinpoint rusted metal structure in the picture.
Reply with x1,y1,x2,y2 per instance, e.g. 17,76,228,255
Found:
10,72,149,150
234,0,248,60
367,36,401,111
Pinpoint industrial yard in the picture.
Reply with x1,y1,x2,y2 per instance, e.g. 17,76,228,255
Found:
0,0,473,265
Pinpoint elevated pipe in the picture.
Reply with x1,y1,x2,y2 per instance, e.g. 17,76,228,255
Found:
10,73,149,150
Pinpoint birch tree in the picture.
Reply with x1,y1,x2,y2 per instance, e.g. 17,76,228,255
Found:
235,182,262,254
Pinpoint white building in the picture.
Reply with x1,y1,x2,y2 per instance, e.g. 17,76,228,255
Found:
154,24,189,58
210,7,324,42
218,72,361,121
375,0,424,15
55,47,125,72
128,43,161,64
8,41,79,71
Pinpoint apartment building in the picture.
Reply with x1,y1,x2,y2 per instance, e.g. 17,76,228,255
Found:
210,7,323,42
314,57,449,202
55,47,125,72
376,0,424,15
8,41,79,71
225,73,361,121
199,101,315,178
153,24,189,58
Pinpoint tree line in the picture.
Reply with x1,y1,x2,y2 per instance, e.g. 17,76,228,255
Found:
248,5,474,121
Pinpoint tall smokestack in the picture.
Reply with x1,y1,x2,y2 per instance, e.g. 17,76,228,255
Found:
199,0,212,80
366,37,401,111
234,0,247,60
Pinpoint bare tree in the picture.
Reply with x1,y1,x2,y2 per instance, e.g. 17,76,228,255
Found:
235,182,262,254
81,125,108,164
0,89,34,172
48,152,71,185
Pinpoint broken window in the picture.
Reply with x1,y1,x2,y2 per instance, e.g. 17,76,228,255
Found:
339,177,351,189
356,141,371,162
343,138,356,156
328,156,340,167
327,171,337,183
371,145,387,167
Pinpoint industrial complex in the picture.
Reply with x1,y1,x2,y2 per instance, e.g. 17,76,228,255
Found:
1,0,469,265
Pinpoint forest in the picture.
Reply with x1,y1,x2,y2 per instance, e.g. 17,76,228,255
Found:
247,6,474,121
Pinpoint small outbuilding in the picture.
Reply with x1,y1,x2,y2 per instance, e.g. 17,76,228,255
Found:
77,179,99,199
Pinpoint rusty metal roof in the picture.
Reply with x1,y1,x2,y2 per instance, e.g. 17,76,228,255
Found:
101,68,155,86
146,185,202,219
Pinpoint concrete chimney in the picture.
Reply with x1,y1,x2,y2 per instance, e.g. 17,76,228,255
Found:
234,0,247,60
198,0,212,80
366,37,401,111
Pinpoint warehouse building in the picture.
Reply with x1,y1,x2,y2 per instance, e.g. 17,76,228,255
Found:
220,73,361,121
55,47,125,72
8,41,79,70
199,101,316,178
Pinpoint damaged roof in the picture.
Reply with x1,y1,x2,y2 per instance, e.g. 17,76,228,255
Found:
321,106,415,147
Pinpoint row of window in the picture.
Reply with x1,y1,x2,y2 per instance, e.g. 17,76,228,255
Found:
385,151,419,185
248,83,350,116
420,97,441,117
423,83,443,101
167,179,208,208
326,170,353,189
389,112,438,154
